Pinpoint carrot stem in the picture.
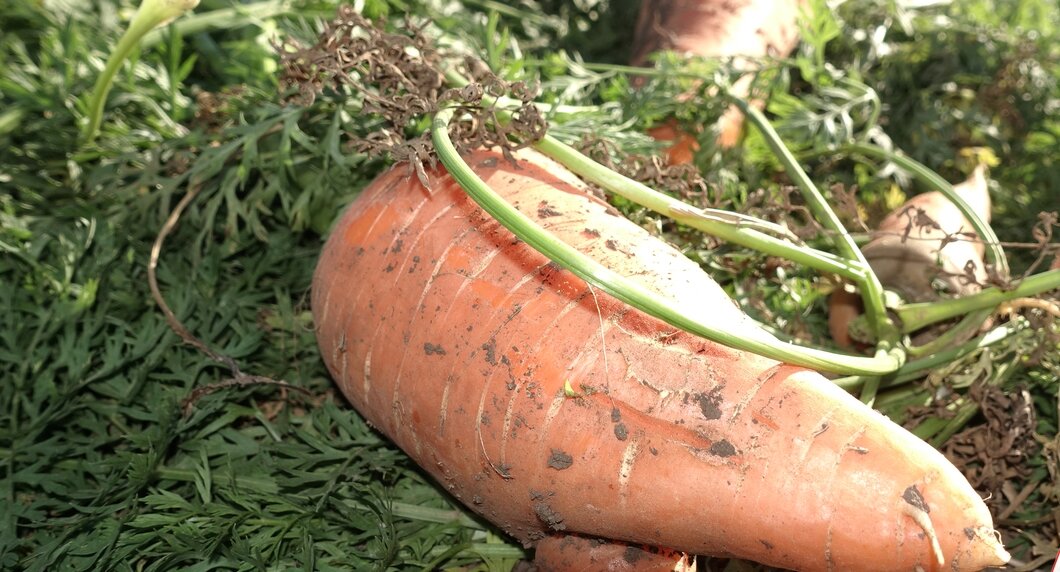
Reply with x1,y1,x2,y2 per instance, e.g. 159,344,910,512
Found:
731,95,896,345
898,269,1060,332
432,106,904,375
140,0,305,49
905,311,993,358
532,135,865,280
447,69,868,280
859,376,880,405
833,320,1026,390
82,0,201,144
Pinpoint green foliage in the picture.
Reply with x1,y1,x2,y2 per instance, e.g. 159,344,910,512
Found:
1,1,523,570
1,0,1057,569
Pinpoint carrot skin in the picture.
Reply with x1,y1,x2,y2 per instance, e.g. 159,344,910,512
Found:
532,535,695,571
312,149,1008,571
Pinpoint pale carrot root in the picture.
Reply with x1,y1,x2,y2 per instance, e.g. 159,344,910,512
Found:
862,165,993,302
828,166,995,346
311,148,1009,571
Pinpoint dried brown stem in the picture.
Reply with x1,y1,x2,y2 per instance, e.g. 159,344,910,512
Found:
276,8,546,188
147,181,312,414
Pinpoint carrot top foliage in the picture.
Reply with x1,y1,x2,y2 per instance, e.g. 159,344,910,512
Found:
0,0,1057,570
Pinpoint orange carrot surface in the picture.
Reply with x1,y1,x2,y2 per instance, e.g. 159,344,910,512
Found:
311,148,1009,571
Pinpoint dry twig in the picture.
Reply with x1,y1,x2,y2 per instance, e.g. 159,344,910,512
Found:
147,181,313,415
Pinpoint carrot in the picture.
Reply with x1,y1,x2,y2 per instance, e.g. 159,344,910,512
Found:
829,166,991,347
861,165,991,302
826,286,864,350
632,0,806,154
311,148,1009,571
532,535,695,571
646,118,700,166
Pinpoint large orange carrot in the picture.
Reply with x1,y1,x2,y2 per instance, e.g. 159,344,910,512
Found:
311,148,1009,571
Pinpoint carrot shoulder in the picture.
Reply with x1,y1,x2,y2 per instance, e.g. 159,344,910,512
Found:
311,148,1008,571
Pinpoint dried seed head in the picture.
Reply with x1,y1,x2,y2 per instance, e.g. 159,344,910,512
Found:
276,7,547,180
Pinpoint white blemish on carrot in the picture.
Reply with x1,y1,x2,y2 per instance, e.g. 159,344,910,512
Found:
407,204,465,314
318,289,332,330
340,341,349,390
542,391,567,430
385,206,443,291
333,331,346,365
586,284,612,397
362,348,372,397
728,364,783,425
438,373,452,435
500,391,519,460
618,435,640,504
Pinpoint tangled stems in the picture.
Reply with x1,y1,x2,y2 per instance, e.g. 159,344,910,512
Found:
432,106,904,375
833,320,1028,391
82,0,200,143
730,97,897,346
533,136,864,279
898,270,1060,332
443,69,871,282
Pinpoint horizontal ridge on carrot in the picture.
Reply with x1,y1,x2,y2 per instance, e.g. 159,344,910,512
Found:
311,148,1009,571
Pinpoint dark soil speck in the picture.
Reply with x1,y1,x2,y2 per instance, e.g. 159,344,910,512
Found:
709,439,737,457
423,343,446,355
547,449,573,470
696,387,724,420
537,201,562,218
481,338,497,365
533,503,566,531
623,546,647,563
902,485,929,513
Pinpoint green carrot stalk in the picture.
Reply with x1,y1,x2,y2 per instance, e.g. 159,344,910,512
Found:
432,106,905,375
82,0,200,143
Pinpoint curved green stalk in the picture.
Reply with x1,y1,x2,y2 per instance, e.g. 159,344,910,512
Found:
443,68,870,281
905,310,991,358
141,0,300,49
898,269,1060,332
432,107,903,375
533,135,868,281
82,0,200,143
859,376,881,405
834,320,1025,390
732,96,895,343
